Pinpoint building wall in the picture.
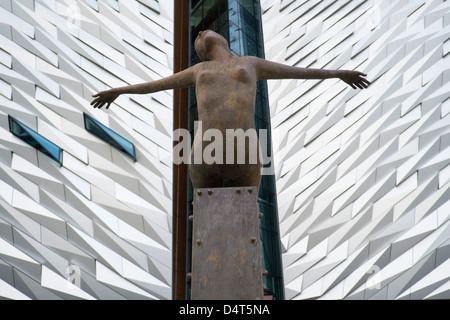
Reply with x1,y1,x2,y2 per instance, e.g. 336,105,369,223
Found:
1,0,450,301
0,0,174,300
261,0,450,299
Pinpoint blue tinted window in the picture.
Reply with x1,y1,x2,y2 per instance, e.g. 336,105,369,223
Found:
84,113,136,161
8,115,62,164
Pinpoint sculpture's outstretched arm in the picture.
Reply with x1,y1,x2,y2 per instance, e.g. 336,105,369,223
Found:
91,65,198,109
251,56,370,90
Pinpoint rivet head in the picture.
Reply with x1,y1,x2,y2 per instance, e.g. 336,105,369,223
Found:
236,188,241,194
186,273,192,279
262,270,268,276
196,190,202,196
189,215,193,221
196,239,202,246
208,189,213,195
250,237,257,244
248,188,253,194
258,212,264,219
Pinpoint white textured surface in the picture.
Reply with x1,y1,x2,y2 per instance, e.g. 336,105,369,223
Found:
261,0,450,299
0,0,173,300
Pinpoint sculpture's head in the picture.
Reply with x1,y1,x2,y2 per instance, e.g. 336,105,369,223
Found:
194,30,230,61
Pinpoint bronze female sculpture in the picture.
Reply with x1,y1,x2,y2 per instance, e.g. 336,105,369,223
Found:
91,30,370,192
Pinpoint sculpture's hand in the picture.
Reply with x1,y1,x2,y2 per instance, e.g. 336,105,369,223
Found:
90,89,120,109
339,70,370,89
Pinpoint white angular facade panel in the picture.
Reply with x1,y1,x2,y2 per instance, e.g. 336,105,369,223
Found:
0,0,173,299
261,0,450,299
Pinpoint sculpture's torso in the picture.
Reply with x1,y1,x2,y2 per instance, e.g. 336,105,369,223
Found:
189,56,262,190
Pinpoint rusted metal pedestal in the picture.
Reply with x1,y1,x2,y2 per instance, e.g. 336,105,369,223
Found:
190,187,263,300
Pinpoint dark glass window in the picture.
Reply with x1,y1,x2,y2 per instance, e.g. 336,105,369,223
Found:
188,0,284,300
8,115,62,165
83,113,136,162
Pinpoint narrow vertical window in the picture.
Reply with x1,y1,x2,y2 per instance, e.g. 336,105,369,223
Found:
186,0,284,300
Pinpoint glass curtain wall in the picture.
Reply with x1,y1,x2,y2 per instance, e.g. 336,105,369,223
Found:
187,0,284,300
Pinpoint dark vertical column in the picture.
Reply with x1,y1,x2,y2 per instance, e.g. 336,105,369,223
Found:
187,0,284,300
173,0,191,300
